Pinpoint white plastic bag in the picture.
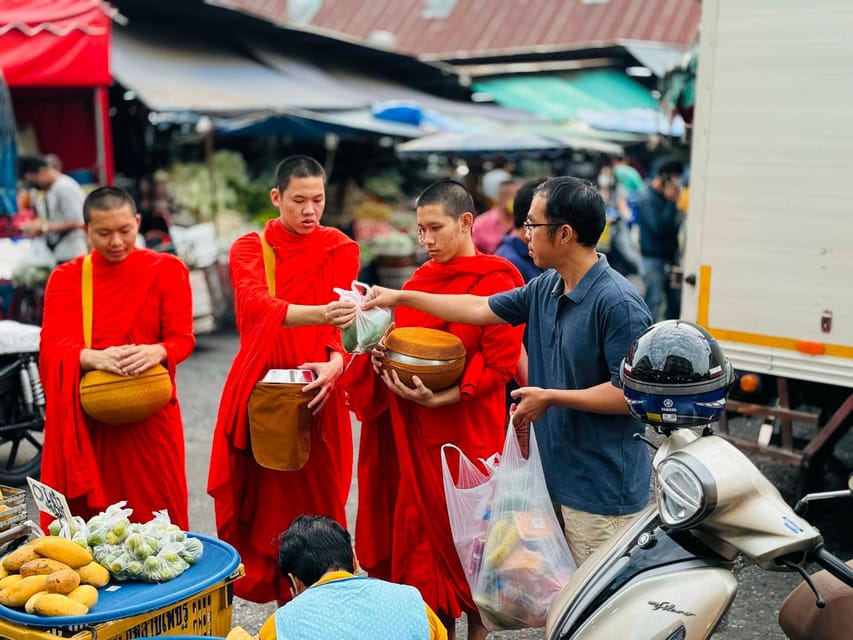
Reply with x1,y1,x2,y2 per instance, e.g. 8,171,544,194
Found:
441,444,500,593
333,280,392,354
472,420,577,630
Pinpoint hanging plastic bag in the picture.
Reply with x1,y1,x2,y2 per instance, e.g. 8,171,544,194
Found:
333,280,392,354
473,419,577,630
441,444,500,593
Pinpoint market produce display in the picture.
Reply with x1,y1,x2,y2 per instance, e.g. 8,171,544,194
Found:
48,502,203,583
0,535,104,617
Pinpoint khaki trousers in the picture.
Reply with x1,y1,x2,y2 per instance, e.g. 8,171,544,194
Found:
560,504,640,566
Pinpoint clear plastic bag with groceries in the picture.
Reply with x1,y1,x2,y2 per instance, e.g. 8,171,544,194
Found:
471,419,577,629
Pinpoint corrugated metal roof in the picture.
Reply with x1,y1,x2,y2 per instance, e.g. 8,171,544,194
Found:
218,0,700,59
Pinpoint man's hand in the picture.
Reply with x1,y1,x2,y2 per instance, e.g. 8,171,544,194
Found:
323,300,356,329
363,286,401,311
509,386,551,429
299,351,344,413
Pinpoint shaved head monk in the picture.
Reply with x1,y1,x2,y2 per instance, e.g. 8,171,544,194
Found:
339,180,523,640
208,155,359,605
39,186,195,530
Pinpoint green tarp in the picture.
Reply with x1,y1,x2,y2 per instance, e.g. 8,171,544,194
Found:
473,69,659,122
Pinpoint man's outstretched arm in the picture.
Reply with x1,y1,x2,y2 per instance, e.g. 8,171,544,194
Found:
363,286,505,326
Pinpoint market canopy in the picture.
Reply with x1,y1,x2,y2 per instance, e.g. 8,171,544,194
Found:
473,69,683,136
396,131,623,158
111,28,366,114
0,0,112,87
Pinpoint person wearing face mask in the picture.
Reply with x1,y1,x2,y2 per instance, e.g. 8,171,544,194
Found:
340,179,523,640
636,159,684,320
38,187,194,531
208,155,360,605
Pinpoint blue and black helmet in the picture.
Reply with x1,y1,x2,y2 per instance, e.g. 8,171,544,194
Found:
620,320,733,429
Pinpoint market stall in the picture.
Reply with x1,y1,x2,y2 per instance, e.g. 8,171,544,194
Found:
0,0,115,185
0,486,243,639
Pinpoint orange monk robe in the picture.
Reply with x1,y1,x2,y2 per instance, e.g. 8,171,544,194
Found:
39,249,195,531
208,218,359,604
345,254,523,618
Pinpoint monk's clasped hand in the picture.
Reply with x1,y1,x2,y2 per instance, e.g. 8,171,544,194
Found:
115,344,168,376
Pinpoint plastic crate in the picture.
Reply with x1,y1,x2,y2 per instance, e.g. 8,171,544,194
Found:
0,485,27,533
0,564,244,640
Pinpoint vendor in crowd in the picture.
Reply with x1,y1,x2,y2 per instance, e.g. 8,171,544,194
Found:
18,154,88,264
340,179,523,640
358,177,653,566
39,186,195,530
208,155,359,605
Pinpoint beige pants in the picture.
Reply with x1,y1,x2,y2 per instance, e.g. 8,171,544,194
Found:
560,504,640,566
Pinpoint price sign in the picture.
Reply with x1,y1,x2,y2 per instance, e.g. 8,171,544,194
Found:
27,477,74,523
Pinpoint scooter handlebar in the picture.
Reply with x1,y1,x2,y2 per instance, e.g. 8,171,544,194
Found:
811,545,853,588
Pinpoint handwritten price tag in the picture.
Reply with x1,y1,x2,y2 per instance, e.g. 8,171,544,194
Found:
27,477,74,523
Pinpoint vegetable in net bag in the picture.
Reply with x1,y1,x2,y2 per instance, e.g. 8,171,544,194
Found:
333,281,392,354
472,419,577,630
441,443,500,594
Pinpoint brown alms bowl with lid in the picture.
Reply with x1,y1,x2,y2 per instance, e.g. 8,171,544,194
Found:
382,327,466,391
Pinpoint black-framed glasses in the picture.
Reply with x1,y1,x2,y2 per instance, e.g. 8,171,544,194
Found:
523,220,564,231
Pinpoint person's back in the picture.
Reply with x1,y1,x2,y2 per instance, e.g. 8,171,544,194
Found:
275,574,432,640
261,515,446,640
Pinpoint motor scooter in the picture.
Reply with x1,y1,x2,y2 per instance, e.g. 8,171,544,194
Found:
544,319,853,640
544,423,853,640
0,320,44,485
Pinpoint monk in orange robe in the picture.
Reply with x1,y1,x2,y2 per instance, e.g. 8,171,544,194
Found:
342,180,523,640
39,186,194,531
208,156,359,604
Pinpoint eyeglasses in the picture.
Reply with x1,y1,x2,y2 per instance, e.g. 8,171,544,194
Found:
523,220,564,231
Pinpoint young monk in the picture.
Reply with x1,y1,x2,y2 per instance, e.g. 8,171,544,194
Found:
208,155,359,604
341,180,523,640
39,186,194,530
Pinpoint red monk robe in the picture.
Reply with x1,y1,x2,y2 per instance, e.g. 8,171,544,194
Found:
39,249,194,531
345,254,523,618
208,218,359,603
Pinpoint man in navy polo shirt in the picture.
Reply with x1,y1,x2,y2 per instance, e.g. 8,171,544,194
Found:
362,176,652,565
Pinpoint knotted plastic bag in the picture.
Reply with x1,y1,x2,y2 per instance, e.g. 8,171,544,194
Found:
441,443,500,594
334,280,392,354
472,419,577,630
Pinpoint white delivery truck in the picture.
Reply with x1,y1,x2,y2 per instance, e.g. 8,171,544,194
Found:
680,0,853,489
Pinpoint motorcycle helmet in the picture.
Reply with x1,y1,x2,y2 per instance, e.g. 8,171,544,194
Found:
620,320,733,429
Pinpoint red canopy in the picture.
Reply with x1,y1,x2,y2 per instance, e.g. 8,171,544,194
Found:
0,0,112,88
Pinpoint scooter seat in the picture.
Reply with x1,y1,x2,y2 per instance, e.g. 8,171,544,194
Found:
778,560,853,640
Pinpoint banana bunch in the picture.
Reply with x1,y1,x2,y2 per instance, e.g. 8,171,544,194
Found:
0,536,109,617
